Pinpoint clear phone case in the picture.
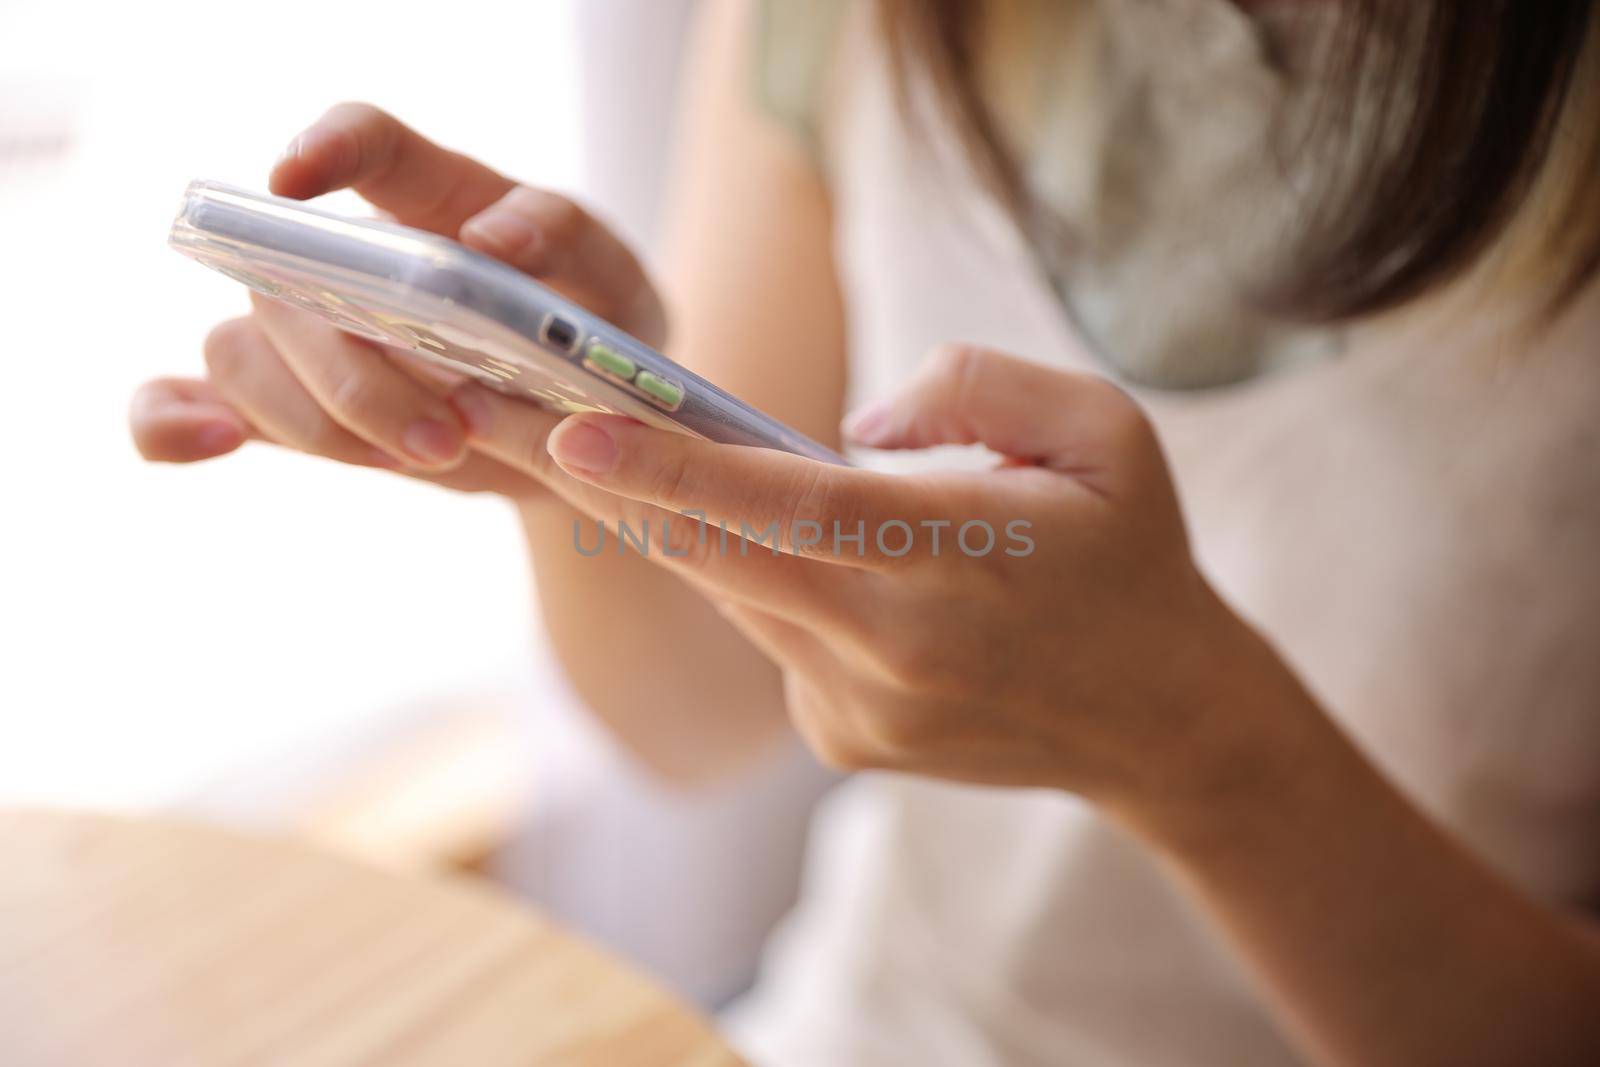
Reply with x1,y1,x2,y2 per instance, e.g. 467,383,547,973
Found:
169,181,845,464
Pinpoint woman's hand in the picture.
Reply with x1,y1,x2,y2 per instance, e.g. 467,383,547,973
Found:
130,103,665,503
451,342,1309,819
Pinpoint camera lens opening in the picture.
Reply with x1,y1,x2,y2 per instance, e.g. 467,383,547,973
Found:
542,315,580,354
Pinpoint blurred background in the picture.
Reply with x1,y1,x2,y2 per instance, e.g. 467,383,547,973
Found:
0,0,830,1010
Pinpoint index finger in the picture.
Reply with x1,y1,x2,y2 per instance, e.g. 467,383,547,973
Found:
542,413,940,568
450,385,848,619
269,102,515,235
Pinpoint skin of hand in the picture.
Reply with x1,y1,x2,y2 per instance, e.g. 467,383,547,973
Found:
129,103,665,505
128,92,826,785
449,335,1600,1067
450,340,1308,818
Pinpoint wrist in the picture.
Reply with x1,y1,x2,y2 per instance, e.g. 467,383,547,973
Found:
1103,594,1351,860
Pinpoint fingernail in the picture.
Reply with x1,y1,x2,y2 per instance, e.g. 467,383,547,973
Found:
462,209,540,258
402,418,465,465
450,386,493,437
548,419,618,475
275,134,305,167
196,421,244,454
843,401,891,444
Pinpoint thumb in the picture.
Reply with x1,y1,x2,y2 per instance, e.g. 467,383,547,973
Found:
458,187,667,349
841,344,1158,490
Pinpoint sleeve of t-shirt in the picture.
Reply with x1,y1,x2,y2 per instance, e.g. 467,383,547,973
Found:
752,0,849,163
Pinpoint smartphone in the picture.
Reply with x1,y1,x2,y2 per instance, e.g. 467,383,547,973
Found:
168,181,845,465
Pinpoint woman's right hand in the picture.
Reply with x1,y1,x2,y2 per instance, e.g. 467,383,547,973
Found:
130,103,666,503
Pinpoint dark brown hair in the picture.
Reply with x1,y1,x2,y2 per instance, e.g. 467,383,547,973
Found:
878,1,1600,322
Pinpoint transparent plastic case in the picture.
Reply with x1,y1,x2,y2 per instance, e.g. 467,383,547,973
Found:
169,181,845,464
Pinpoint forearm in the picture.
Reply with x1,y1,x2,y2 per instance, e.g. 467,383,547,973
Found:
519,497,792,784
1122,628,1600,1067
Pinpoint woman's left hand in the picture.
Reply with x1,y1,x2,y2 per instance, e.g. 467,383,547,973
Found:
454,344,1303,819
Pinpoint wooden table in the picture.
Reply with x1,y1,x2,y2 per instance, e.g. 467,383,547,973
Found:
0,811,744,1067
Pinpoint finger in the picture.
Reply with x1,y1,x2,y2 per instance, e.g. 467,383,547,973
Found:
249,294,469,469
269,102,515,235
130,378,253,462
454,383,846,614
459,186,667,347
537,409,929,569
204,316,406,470
448,382,685,519
841,343,1159,493
207,317,546,492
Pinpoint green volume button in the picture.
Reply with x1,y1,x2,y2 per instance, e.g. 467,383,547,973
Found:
586,342,637,381
635,372,684,410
